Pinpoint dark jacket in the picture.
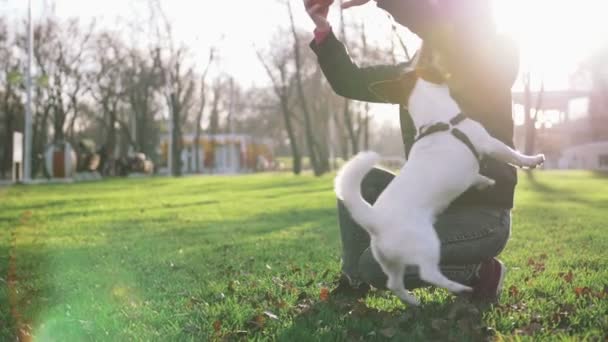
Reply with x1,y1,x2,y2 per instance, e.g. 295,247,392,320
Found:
310,24,518,208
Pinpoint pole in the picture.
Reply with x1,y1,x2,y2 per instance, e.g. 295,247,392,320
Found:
24,0,33,182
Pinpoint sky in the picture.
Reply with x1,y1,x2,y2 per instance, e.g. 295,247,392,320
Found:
2,0,607,126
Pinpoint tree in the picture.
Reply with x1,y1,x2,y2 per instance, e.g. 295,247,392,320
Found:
339,0,360,156
36,18,93,144
150,0,197,176
256,36,302,175
89,32,127,175
286,0,329,176
0,19,24,178
193,50,215,173
122,47,164,161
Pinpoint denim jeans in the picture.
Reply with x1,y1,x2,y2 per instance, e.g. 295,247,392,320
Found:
337,167,511,289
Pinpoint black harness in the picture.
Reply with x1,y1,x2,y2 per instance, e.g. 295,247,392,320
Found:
414,113,481,162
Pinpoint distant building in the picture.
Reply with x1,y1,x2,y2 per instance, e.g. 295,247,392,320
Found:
159,134,274,174
557,142,608,171
511,89,608,170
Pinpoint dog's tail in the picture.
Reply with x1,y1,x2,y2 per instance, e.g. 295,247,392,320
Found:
335,151,381,235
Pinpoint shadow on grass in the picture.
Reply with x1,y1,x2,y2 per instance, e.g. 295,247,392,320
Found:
277,290,496,341
591,171,608,179
525,171,606,208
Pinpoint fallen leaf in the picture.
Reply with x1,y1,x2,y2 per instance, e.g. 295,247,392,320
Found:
263,310,278,320
246,315,266,331
508,285,519,298
319,287,330,302
574,287,592,297
515,322,543,336
213,320,222,333
558,271,574,283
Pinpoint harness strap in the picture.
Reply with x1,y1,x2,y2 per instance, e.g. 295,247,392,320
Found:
452,128,480,161
449,113,467,126
414,113,481,162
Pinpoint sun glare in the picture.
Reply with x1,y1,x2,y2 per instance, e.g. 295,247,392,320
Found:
493,0,608,89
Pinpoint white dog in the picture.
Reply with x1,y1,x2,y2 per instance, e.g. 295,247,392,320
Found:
334,63,545,306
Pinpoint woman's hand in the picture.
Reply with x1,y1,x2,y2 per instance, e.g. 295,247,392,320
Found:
304,0,332,32
341,0,372,10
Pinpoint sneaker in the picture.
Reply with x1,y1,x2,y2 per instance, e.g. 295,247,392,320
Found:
471,258,507,303
330,274,370,299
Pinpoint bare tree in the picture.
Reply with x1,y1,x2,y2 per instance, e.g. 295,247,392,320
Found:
286,0,328,176
89,32,127,175
0,19,24,178
122,47,163,160
40,18,94,144
339,0,360,156
256,39,302,175
192,50,215,173
150,0,197,176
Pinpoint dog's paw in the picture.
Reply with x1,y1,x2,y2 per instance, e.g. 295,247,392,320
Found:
533,154,546,167
402,296,421,307
475,179,496,190
448,284,473,294
521,153,546,169
397,292,420,306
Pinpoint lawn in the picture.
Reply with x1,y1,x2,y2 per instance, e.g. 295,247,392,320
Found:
1,171,607,341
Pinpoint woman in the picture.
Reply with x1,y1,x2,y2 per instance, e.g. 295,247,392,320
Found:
304,0,520,303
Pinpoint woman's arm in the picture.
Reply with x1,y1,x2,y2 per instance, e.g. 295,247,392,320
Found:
305,0,407,104
310,29,408,104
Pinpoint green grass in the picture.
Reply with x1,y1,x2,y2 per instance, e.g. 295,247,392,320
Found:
0,171,607,341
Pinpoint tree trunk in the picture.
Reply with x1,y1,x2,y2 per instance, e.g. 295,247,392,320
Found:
53,76,67,144
171,94,183,177
33,106,51,177
193,113,203,173
343,99,359,155
1,112,13,179
363,103,370,150
287,2,324,176
280,98,301,175
523,73,535,155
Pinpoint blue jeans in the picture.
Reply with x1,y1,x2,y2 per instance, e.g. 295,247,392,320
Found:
337,167,511,289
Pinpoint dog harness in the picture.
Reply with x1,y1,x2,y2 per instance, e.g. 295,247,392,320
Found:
414,113,481,162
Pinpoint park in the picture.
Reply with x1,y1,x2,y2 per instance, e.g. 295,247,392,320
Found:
1,0,608,341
